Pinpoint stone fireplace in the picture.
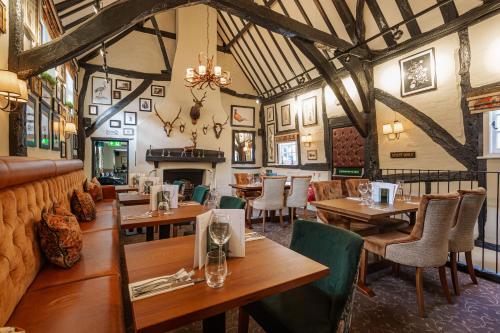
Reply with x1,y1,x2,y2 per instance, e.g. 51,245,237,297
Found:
163,168,205,199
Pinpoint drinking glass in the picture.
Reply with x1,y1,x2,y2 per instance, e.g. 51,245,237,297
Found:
158,201,172,215
205,251,227,288
205,199,218,210
396,179,404,200
358,183,368,205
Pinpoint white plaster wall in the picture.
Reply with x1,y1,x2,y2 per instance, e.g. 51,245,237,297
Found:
469,14,500,87
0,0,9,156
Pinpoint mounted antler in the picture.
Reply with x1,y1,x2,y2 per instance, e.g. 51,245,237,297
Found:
212,114,229,139
202,124,209,135
154,104,182,137
189,89,207,125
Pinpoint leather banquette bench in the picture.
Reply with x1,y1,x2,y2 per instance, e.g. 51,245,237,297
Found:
0,157,125,332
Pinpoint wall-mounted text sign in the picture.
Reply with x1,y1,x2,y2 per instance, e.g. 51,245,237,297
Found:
390,151,416,159
335,168,363,176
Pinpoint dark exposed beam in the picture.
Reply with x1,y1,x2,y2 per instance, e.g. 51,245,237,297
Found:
395,0,422,37
292,38,367,137
134,26,176,39
220,87,259,100
209,0,368,59
356,0,366,42
150,17,171,73
59,1,93,20
217,45,231,53
63,13,94,30
438,0,459,23
366,0,396,47
79,63,171,81
78,70,94,161
17,0,205,79
332,0,358,43
86,79,153,137
55,0,84,12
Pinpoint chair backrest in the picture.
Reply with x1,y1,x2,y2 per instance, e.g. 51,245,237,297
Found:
192,185,209,204
311,180,343,201
286,176,311,208
172,180,185,194
259,176,287,206
290,220,363,325
234,173,250,185
449,188,486,252
345,178,368,197
219,196,246,209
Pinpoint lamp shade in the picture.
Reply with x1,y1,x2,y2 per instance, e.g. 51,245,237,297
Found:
382,123,393,135
7,80,28,103
0,70,21,97
64,122,77,135
393,120,404,133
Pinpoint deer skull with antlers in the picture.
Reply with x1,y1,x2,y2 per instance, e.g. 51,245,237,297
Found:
189,89,207,125
154,105,182,137
212,114,229,139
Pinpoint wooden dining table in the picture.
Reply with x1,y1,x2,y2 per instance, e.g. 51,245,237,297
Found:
120,203,208,241
125,235,329,333
114,185,138,193
118,192,150,206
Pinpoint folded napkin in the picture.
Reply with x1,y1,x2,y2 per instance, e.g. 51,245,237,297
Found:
346,197,363,201
179,201,200,206
245,232,265,242
129,268,196,301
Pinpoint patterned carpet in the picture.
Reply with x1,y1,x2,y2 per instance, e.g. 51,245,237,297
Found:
124,220,500,332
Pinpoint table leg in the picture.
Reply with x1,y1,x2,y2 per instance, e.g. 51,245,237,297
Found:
357,249,375,297
146,227,154,241
203,313,225,333
159,225,170,239
409,212,416,225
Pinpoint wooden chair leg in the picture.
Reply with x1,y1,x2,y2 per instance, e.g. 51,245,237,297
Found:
238,307,249,333
392,263,400,278
465,251,478,285
291,207,294,224
416,267,425,318
450,252,460,296
278,208,284,226
262,210,266,233
357,249,375,297
438,265,452,304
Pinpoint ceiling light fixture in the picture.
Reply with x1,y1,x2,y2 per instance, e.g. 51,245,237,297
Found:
185,6,231,90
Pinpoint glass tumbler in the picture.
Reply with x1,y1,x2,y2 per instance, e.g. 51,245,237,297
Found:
205,250,227,288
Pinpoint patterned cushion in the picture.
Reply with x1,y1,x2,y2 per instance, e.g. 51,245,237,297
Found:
71,190,97,222
38,209,83,268
85,178,103,202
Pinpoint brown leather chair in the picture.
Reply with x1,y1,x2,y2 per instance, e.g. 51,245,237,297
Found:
345,178,369,197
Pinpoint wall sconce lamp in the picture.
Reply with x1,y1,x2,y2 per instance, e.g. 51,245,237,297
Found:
301,133,313,147
383,120,404,140
64,122,78,139
0,70,28,112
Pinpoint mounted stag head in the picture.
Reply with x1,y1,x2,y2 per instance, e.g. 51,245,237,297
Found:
202,124,209,135
189,89,207,125
154,104,182,137
212,114,229,139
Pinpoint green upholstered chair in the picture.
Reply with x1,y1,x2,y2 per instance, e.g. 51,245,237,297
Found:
192,185,209,204
240,220,364,333
172,180,185,194
219,196,246,209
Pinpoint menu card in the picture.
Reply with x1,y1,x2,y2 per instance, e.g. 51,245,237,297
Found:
150,184,179,211
193,209,246,269
371,182,398,205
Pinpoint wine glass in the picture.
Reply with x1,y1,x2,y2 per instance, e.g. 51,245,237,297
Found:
209,212,232,272
396,179,404,200
358,182,368,205
205,199,218,210
205,250,227,288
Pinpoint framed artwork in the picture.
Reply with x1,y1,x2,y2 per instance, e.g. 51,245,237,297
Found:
302,96,318,127
232,130,256,164
139,98,152,112
60,141,67,158
23,0,38,40
123,128,135,136
399,48,437,97
151,85,165,97
280,104,291,126
266,123,276,163
91,76,112,105
307,150,318,160
89,105,98,115
113,90,122,99
55,81,61,101
25,94,37,147
230,105,255,128
51,113,61,151
72,134,78,149
39,102,50,149
109,120,121,128
0,1,6,34
115,79,131,91
266,105,275,123
41,84,52,106
124,111,137,125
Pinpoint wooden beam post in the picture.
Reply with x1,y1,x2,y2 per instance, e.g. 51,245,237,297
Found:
150,16,172,73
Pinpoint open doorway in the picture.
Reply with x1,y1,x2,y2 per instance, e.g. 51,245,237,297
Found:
91,138,129,185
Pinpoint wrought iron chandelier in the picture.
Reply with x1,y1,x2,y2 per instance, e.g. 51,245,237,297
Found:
185,6,231,90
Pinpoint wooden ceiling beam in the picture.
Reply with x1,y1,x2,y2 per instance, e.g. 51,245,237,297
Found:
150,16,172,73
365,0,396,47
55,0,85,12
59,1,93,20
16,0,206,79
395,0,422,37
438,0,459,23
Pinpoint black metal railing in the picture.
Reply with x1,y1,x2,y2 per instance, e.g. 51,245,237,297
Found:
377,169,499,282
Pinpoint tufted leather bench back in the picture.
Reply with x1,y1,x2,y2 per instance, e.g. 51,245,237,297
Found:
0,157,85,325
332,127,365,168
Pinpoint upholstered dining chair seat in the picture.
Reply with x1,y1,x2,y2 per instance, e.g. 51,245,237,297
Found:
219,196,246,209
363,231,412,257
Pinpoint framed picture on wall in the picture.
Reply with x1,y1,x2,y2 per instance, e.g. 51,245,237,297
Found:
52,113,61,151
231,105,255,128
115,79,131,91
91,76,112,105
139,98,152,112
302,96,318,127
123,128,135,136
266,105,275,123
72,134,78,149
124,111,137,125
41,84,52,106
89,105,98,115
113,90,122,99
110,120,121,128
25,94,37,147
0,1,6,34
151,85,165,97
307,150,318,160
266,123,276,163
280,104,291,126
39,102,50,149
399,48,437,97
60,141,67,158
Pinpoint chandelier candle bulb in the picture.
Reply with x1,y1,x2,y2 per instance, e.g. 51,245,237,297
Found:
198,65,206,76
214,66,222,76
186,68,194,79
393,120,404,134
382,123,393,135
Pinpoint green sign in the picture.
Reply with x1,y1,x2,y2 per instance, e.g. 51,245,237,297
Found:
107,141,122,147
335,168,363,176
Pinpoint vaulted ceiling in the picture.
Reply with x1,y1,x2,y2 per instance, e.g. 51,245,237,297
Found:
50,0,495,100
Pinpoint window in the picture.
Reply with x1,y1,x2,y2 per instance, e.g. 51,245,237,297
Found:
278,141,298,166
489,111,500,154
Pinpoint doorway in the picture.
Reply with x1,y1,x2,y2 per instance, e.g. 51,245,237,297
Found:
91,138,130,185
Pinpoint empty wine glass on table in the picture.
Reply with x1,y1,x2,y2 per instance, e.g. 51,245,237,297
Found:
396,179,405,200
358,182,369,205
205,250,227,288
208,212,232,286
205,199,218,210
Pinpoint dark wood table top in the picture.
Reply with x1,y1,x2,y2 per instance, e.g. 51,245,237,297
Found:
120,204,208,229
125,236,329,333
114,185,138,193
118,192,150,206
311,197,420,222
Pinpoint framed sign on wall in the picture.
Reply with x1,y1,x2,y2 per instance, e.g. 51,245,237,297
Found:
25,94,37,147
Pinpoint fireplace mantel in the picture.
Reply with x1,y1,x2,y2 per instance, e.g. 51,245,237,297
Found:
146,148,226,168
